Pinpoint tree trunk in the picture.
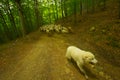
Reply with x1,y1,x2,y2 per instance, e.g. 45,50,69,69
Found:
63,0,68,17
15,0,26,37
6,0,19,39
80,0,82,15
47,0,52,23
34,0,41,28
54,0,59,20
61,0,65,18
0,10,9,41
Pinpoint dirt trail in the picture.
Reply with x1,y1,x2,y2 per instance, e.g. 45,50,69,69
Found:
0,31,119,80
0,34,87,80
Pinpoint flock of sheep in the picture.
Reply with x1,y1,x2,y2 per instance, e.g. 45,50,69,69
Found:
39,24,72,33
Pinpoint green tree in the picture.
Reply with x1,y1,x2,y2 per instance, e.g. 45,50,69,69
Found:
54,0,58,20
34,0,41,28
5,0,19,39
0,9,9,42
14,0,26,37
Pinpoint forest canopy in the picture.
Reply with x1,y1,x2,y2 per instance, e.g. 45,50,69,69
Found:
0,0,106,43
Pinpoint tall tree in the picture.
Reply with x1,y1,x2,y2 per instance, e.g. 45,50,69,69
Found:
0,9,9,41
60,0,65,18
5,0,19,39
79,0,83,15
34,0,41,28
0,6,10,38
63,0,68,17
54,0,59,20
14,0,26,37
47,0,52,23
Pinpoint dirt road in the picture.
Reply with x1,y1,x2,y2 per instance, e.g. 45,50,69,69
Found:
0,34,87,80
0,31,119,80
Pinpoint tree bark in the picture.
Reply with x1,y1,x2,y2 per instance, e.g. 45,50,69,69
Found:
54,0,58,20
63,0,68,17
0,9,9,41
47,0,52,23
15,0,26,37
6,0,19,38
34,0,41,28
60,0,64,18
79,0,82,15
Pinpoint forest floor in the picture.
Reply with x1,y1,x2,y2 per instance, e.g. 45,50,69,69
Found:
0,3,120,80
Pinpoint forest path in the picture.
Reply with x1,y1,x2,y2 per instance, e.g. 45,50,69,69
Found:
0,30,119,80
0,33,90,80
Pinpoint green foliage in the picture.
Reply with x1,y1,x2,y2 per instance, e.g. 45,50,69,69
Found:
0,0,106,43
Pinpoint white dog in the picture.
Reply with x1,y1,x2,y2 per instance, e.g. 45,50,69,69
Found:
66,46,98,79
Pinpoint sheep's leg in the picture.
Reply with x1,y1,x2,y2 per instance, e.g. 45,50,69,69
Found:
77,62,88,79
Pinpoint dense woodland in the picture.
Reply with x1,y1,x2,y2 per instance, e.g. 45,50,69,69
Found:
0,1,120,80
0,0,119,43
